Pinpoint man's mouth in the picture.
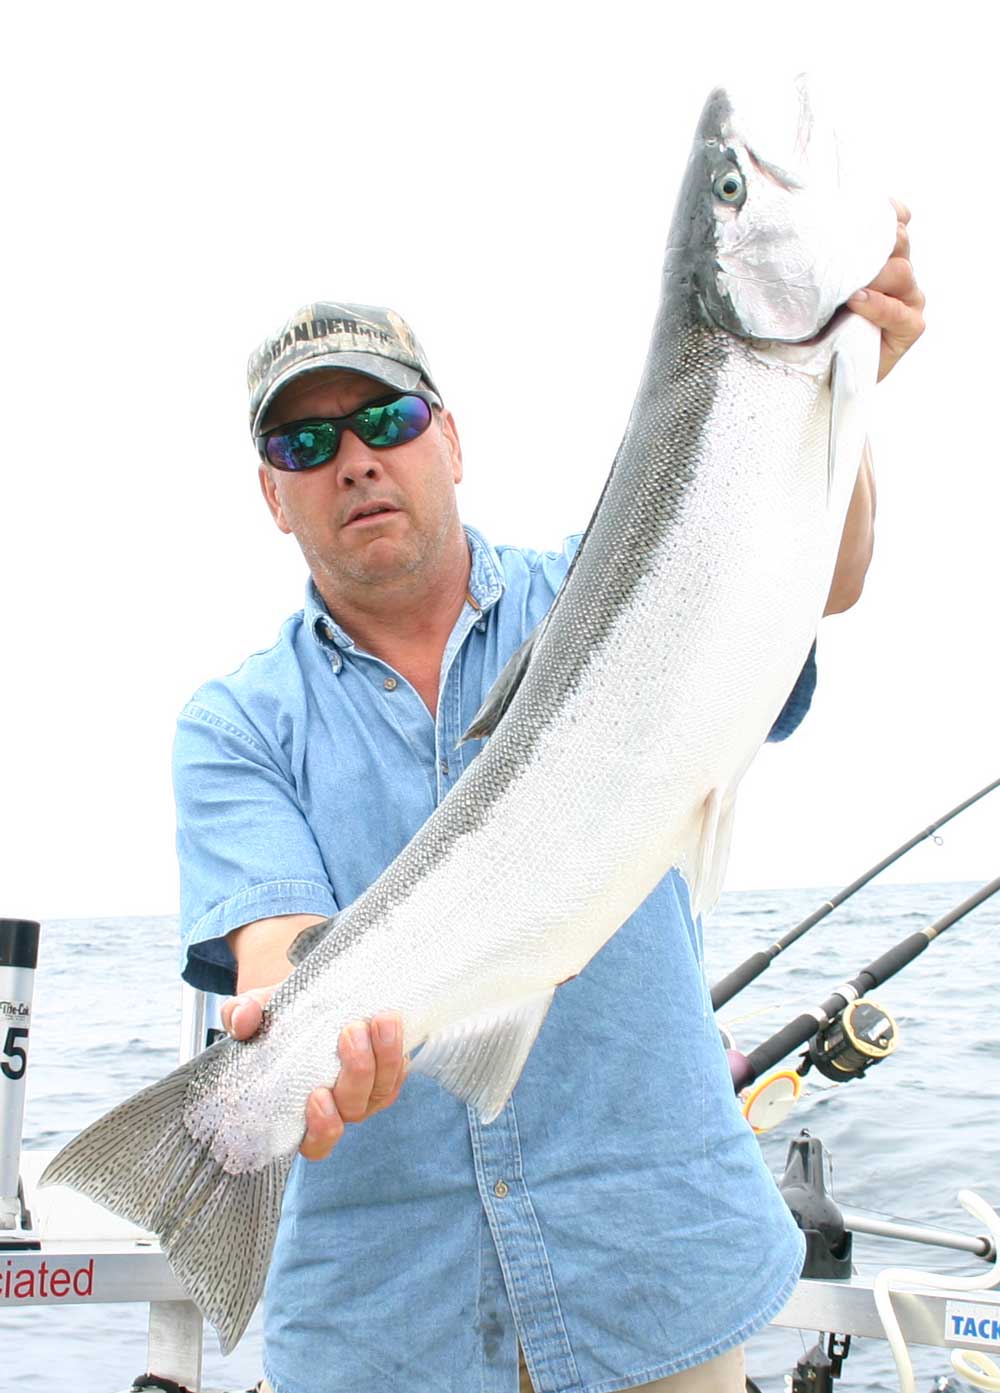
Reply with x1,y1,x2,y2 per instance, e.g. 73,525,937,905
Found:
344,502,400,527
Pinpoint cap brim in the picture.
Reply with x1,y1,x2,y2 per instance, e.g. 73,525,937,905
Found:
252,353,426,436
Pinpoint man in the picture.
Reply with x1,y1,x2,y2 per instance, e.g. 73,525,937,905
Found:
174,214,924,1393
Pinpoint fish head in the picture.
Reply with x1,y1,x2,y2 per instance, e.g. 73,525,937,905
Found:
669,76,897,343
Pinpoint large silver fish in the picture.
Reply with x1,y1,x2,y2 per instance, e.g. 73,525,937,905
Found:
42,78,896,1352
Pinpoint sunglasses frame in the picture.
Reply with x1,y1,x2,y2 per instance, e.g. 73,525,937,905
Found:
256,388,442,472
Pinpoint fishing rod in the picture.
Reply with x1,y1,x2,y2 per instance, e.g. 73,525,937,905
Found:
727,876,1000,1096
711,776,1000,1011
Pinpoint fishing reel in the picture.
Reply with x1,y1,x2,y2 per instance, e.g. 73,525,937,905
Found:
801,998,899,1082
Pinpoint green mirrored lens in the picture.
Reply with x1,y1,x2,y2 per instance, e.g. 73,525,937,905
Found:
355,395,432,447
267,422,340,470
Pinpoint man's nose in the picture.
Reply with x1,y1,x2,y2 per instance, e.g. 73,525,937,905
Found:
334,430,385,488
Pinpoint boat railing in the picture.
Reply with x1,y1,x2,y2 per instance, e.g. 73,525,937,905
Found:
3,919,999,1392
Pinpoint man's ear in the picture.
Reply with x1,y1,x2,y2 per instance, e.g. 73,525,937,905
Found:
259,464,293,535
440,409,463,485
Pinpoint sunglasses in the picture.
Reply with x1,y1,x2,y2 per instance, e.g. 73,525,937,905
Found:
257,390,439,472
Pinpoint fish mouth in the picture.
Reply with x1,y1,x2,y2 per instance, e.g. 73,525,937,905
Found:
343,501,402,528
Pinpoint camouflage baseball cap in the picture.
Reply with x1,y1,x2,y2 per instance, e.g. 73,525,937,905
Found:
247,301,441,436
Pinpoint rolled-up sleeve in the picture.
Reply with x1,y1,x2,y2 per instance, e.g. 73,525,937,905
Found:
766,641,818,743
173,700,338,994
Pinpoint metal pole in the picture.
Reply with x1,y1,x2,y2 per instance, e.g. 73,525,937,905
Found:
141,983,214,1391
0,919,40,1233
146,1300,206,1391
842,1209,997,1262
178,982,210,1064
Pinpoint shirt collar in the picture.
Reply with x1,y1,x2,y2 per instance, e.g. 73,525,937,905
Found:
306,583,353,654
305,523,506,661
463,524,505,614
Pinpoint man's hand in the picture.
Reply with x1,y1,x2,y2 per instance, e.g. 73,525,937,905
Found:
221,991,408,1161
847,200,925,382
821,201,924,615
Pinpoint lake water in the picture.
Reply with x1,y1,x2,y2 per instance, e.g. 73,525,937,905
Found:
3,881,997,1392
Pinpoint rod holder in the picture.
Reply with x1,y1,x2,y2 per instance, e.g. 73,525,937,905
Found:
0,919,40,1238
779,1130,853,1280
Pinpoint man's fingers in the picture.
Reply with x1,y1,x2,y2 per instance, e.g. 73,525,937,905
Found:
848,285,925,342
222,1005,406,1157
333,1021,378,1123
296,1015,409,1158
366,1014,406,1113
890,217,910,263
859,256,923,308
331,1014,407,1123
849,246,926,383
850,202,925,384
300,1089,344,1161
229,998,262,1039
220,988,271,1040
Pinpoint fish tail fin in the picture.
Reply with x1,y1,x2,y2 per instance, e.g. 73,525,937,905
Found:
40,1048,293,1354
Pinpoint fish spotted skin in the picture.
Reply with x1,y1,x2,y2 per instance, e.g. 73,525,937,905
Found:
41,78,896,1354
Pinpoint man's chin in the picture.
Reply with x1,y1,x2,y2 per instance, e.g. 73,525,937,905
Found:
335,539,427,587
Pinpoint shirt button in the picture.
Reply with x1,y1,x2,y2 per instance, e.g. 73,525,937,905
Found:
493,1179,509,1199
440,760,449,776
383,677,398,691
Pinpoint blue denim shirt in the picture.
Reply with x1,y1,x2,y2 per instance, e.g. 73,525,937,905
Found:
174,526,810,1393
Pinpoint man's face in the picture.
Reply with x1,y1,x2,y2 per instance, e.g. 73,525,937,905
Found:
258,369,464,598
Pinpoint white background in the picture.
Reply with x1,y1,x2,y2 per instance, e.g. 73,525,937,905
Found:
2,2,996,920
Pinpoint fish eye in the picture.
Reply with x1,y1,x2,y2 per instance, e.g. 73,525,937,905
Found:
713,168,745,205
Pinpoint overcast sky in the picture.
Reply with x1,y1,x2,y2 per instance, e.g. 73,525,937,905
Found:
2,3,996,924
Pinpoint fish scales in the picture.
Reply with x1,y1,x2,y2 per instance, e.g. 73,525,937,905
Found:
41,79,897,1353
188,318,849,1165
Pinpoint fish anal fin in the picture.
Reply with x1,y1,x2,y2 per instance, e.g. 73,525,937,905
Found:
287,914,338,967
460,622,546,745
687,787,737,919
409,990,554,1123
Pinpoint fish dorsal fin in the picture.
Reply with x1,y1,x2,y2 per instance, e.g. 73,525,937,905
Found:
460,619,548,744
409,990,554,1122
287,914,339,967
461,512,615,747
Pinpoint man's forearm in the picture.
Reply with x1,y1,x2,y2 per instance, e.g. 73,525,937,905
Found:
824,440,876,616
227,912,328,993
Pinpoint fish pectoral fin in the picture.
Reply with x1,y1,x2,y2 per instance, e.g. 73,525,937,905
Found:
827,348,855,501
408,990,555,1123
686,787,737,919
459,619,548,744
826,315,879,507
287,913,339,967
